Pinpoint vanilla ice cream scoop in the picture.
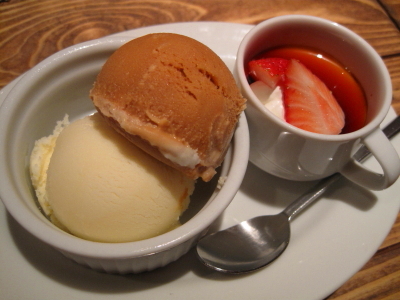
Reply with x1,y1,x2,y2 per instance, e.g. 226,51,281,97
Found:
30,113,194,243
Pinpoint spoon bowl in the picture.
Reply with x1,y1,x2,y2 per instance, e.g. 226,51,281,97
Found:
197,213,290,273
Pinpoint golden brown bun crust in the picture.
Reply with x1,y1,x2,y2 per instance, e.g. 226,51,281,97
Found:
90,33,246,181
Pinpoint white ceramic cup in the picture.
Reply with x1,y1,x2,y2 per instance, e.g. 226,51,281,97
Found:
235,15,400,190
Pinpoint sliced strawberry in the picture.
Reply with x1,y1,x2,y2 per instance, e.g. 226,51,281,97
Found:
248,58,289,88
283,59,345,134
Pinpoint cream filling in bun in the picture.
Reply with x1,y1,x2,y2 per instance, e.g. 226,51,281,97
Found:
94,96,201,168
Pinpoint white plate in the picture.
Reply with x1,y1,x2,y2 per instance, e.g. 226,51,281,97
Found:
1,21,399,300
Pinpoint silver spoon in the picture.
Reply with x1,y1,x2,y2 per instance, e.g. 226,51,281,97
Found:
196,116,400,274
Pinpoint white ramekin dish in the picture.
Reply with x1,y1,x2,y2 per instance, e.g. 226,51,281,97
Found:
0,36,249,274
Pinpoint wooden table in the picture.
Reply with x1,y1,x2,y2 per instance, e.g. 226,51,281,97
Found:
1,0,399,299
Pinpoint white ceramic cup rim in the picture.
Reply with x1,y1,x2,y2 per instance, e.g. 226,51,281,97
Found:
236,15,392,141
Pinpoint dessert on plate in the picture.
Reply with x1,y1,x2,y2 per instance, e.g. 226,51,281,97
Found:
30,33,246,243
91,33,246,181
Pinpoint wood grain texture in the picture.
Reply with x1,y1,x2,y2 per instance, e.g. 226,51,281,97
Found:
1,0,400,88
380,0,400,27
380,214,400,249
328,243,400,299
0,0,400,299
386,55,400,115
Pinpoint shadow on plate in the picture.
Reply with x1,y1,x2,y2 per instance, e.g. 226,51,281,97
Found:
240,162,377,214
324,176,378,211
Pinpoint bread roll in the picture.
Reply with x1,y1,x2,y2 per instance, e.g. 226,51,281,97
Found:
90,33,246,181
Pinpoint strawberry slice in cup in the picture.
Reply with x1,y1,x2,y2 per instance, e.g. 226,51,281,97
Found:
248,57,345,135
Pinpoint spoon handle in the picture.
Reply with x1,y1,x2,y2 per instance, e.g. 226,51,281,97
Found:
284,116,400,222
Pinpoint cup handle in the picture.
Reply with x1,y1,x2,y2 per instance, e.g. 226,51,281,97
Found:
340,128,400,190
